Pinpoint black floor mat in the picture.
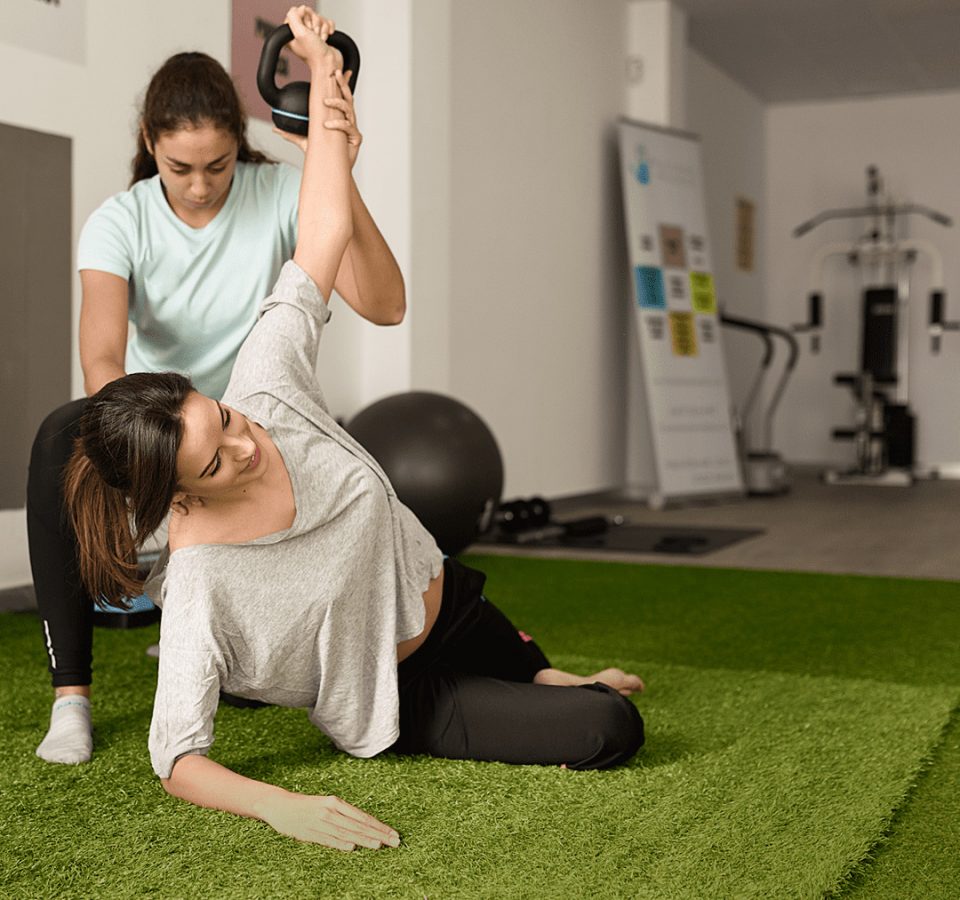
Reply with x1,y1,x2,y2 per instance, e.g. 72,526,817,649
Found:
480,523,764,556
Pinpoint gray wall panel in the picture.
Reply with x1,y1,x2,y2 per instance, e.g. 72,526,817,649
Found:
0,122,72,509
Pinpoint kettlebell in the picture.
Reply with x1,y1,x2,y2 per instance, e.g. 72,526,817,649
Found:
256,24,360,137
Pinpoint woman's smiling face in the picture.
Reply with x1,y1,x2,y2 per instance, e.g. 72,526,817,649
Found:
175,392,267,500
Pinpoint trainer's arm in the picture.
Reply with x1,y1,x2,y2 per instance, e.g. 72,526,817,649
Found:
78,269,129,395
163,753,399,851
332,183,405,325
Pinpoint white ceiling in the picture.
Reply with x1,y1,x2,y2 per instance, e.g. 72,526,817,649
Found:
672,0,960,103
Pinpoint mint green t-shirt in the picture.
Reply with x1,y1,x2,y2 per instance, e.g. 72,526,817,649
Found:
77,161,300,399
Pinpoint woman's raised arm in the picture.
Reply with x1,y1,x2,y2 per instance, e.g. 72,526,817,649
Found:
285,6,354,301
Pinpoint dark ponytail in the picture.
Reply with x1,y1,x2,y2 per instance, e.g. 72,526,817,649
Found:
64,453,141,609
131,52,270,186
64,372,194,608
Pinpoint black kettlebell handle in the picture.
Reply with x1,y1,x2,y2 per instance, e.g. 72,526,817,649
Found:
256,24,360,136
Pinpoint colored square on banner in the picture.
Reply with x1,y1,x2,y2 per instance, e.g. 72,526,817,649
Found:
635,266,666,309
669,311,698,357
659,224,687,269
690,272,717,314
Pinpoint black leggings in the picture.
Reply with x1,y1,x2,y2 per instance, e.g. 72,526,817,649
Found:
27,399,93,688
391,559,644,770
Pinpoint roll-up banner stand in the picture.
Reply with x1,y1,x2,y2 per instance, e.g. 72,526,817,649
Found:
617,118,744,507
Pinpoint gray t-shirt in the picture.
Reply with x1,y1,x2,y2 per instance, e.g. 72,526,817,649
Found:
148,261,443,779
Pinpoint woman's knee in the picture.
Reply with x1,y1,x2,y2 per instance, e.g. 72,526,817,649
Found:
569,683,644,770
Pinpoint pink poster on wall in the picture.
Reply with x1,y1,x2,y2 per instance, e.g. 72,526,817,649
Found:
231,0,314,125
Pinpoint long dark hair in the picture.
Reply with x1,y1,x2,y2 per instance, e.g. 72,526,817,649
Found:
64,372,194,608
131,52,270,186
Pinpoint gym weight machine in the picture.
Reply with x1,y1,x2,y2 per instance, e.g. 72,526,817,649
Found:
792,165,958,485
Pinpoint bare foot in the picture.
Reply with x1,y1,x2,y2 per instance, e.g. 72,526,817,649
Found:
591,667,645,696
533,667,644,696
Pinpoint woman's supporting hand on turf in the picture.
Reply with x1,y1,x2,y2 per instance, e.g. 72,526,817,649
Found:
163,753,400,851
258,791,401,851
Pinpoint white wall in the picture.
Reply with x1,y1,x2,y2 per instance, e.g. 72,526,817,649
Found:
409,0,453,393
625,0,687,128
766,91,960,469
444,0,628,499
316,0,414,419
411,0,771,500
685,48,769,444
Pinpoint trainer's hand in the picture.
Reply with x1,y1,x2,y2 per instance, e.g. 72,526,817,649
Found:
260,791,401,850
323,69,362,167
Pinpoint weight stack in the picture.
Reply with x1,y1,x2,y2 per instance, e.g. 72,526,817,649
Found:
884,403,915,469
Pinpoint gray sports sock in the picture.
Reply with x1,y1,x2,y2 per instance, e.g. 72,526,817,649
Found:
36,695,92,764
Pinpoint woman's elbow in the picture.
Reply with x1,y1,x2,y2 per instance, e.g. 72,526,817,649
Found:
160,775,179,796
160,756,190,797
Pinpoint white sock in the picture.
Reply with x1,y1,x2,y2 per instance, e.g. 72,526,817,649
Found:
36,696,93,765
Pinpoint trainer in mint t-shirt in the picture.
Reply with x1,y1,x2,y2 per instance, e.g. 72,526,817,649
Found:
77,161,300,399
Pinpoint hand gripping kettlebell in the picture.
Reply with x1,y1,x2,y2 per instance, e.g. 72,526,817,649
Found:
256,24,360,137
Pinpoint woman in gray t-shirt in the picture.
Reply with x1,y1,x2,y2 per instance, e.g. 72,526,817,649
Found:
61,6,645,852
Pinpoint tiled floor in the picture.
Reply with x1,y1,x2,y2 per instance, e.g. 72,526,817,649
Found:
477,466,960,582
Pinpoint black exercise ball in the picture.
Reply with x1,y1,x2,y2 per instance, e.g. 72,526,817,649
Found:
346,391,504,556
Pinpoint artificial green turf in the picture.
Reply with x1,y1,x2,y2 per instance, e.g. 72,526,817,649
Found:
2,557,958,898
466,554,960,900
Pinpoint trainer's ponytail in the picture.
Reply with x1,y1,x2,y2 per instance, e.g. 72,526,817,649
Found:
63,372,194,608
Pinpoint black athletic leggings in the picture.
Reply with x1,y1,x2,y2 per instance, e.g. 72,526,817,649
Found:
391,558,644,770
27,399,94,688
